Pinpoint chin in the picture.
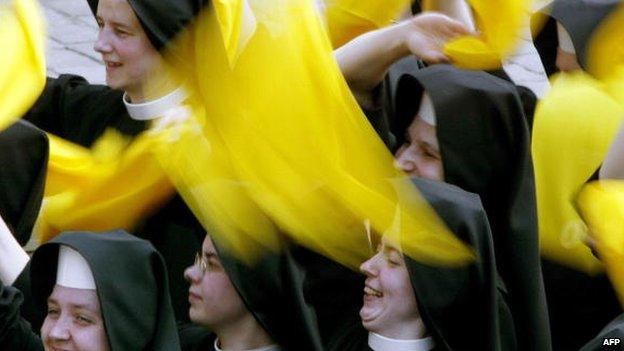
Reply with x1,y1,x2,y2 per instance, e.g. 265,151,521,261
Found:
105,78,123,91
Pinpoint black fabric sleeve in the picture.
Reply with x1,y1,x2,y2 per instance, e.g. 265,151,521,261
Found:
23,75,146,147
12,263,42,332
0,280,43,351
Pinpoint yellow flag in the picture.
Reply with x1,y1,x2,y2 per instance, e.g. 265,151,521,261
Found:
532,72,624,273
158,0,474,267
323,0,411,48
442,0,531,70
0,0,46,131
577,181,624,306
37,130,176,242
586,2,624,83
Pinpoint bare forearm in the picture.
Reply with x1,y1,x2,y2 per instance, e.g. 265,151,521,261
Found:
335,21,412,99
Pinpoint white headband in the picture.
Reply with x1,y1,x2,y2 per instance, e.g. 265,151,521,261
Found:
418,93,436,126
56,246,96,290
557,23,576,54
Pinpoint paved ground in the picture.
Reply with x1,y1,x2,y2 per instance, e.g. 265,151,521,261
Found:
41,0,550,96
42,0,105,84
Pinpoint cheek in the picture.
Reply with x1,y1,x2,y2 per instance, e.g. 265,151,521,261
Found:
421,160,444,181
379,268,416,303
73,325,110,351
200,275,243,308
118,40,160,71
40,317,53,341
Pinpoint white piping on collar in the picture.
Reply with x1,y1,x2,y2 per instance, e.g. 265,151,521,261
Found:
213,338,280,351
123,86,188,121
368,332,435,351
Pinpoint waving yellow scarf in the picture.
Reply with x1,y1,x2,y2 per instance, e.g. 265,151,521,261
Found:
0,0,46,131
577,181,624,306
532,72,624,273
442,0,531,70
323,0,411,48
155,0,474,267
37,129,176,242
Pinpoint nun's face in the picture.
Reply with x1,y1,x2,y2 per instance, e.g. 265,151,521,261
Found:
41,285,110,351
359,236,426,338
93,0,164,99
184,236,251,331
394,116,444,181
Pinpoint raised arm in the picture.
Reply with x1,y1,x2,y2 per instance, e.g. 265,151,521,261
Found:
335,13,471,108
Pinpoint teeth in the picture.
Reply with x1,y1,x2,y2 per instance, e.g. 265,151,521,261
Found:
364,286,383,297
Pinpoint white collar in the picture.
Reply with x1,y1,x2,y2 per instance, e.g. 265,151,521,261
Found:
123,86,188,121
368,332,435,351
213,338,280,351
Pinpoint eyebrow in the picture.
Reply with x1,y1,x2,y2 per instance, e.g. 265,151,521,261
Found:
47,298,97,312
95,16,132,29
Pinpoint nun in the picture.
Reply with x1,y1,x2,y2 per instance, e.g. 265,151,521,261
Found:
0,229,180,350
23,0,208,323
301,178,515,351
387,64,550,350
531,0,623,76
182,234,324,351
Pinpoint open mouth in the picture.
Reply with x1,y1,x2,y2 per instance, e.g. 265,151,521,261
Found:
364,285,383,298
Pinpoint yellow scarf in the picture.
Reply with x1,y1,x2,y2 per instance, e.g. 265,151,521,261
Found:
0,0,46,131
532,72,624,273
37,129,176,242
578,181,624,306
323,0,411,48
442,0,532,70
154,0,474,267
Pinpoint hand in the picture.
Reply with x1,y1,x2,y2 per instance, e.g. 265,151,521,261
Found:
403,12,473,64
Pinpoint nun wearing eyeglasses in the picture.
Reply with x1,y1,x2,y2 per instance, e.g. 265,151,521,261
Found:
181,233,324,351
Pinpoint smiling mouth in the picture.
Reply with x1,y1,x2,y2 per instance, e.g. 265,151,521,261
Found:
364,286,383,298
106,61,122,68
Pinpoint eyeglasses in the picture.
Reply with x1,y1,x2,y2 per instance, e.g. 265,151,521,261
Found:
193,252,208,275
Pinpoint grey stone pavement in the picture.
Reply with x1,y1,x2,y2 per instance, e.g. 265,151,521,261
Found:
43,0,105,84
42,0,551,96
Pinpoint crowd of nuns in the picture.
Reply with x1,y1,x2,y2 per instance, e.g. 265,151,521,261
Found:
2,0,624,350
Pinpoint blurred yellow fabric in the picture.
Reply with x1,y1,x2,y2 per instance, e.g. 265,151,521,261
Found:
158,0,474,267
577,181,624,306
586,2,624,83
532,72,624,274
323,0,411,48
0,0,46,131
37,130,175,242
442,0,531,70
